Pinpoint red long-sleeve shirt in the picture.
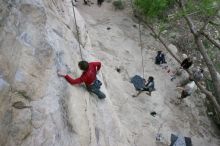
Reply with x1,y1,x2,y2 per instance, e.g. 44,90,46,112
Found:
64,62,101,85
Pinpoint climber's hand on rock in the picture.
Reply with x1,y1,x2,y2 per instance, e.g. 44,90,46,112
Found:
57,70,66,77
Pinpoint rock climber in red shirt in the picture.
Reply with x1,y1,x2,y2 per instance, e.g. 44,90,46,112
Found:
57,61,106,99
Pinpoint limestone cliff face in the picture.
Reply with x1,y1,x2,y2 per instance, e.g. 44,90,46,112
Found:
0,0,130,146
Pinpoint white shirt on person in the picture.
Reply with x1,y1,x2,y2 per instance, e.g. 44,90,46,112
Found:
184,81,195,95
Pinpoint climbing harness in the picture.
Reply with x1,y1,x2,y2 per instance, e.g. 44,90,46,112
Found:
71,0,83,60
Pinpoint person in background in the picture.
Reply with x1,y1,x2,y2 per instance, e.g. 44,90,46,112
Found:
57,61,106,99
181,57,193,70
97,0,104,6
84,0,88,5
177,67,204,88
192,67,204,82
155,51,166,65
176,78,195,104
72,0,77,6
171,57,193,81
133,76,155,97
84,0,91,5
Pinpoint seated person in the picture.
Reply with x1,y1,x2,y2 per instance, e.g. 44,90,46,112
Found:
176,78,195,104
177,67,204,87
171,57,193,81
155,51,166,65
132,76,155,97
192,67,204,82
181,57,193,70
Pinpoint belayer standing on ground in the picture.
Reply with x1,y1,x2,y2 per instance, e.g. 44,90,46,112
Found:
132,76,155,97
57,61,106,99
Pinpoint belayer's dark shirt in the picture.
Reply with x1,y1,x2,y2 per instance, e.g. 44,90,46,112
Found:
181,58,192,69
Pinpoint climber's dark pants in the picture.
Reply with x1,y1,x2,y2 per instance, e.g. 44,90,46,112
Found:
87,79,106,99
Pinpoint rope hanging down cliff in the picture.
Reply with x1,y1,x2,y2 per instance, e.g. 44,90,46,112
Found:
130,0,145,78
138,19,145,78
71,0,83,60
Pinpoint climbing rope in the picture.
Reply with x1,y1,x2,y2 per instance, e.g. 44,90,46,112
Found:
130,0,145,78
71,0,83,60
138,19,145,78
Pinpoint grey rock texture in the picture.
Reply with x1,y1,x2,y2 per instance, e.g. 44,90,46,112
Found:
0,0,220,146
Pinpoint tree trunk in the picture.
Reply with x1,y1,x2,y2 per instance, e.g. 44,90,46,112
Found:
194,76,220,113
201,32,220,50
177,0,220,102
194,35,220,102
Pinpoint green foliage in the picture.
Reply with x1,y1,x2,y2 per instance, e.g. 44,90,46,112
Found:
185,0,219,16
134,0,175,18
113,0,125,10
134,0,219,19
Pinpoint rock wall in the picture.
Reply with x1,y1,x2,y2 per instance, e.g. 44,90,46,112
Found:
0,0,131,146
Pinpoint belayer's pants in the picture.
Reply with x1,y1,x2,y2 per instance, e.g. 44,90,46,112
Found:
87,79,106,99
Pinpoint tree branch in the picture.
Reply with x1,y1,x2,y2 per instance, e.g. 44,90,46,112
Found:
145,23,182,63
201,32,220,50
209,21,220,27
193,75,220,113
177,0,220,98
178,0,197,35
198,8,219,34
199,17,211,34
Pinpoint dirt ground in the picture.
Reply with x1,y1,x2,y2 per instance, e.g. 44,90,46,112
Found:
76,0,220,145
